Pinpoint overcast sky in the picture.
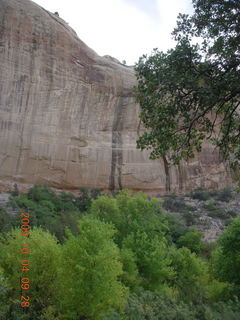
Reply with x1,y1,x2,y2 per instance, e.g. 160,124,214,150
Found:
32,0,193,65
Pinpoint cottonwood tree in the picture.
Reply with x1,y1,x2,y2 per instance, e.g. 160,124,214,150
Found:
135,0,240,167
0,228,61,319
213,217,240,287
59,217,128,320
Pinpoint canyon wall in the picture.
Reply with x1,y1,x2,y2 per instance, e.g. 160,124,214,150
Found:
0,0,233,193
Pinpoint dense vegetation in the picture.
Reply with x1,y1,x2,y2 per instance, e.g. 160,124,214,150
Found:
0,185,240,319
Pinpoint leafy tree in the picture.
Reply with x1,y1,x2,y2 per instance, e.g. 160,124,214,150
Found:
0,228,61,319
10,185,83,242
163,212,188,244
125,290,196,320
169,247,208,303
0,207,14,233
206,299,240,320
177,227,203,254
28,184,57,202
59,217,128,319
90,190,167,246
76,187,102,212
206,279,230,303
119,248,140,291
135,0,240,166
122,231,175,290
212,217,240,287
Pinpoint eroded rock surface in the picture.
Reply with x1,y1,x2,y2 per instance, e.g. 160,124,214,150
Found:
0,0,233,193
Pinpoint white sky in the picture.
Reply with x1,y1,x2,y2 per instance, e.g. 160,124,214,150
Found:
32,0,193,65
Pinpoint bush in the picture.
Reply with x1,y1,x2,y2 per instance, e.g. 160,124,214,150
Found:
191,188,211,201
200,242,217,260
0,207,14,233
215,187,233,202
28,184,57,202
226,210,238,218
9,185,83,241
169,247,207,303
163,196,195,213
207,299,240,320
212,217,240,287
182,210,198,226
177,228,203,254
77,187,102,211
163,213,188,244
10,183,19,197
125,290,196,320
202,201,232,220
90,190,166,246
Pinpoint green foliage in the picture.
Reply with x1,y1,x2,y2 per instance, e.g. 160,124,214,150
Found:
90,190,167,246
169,247,207,303
163,195,196,213
191,188,211,201
0,228,61,319
190,187,233,203
100,309,123,320
123,231,175,290
177,227,203,254
212,217,240,287
9,185,84,242
206,279,230,303
214,187,233,203
0,207,14,233
28,184,57,202
59,217,128,319
206,299,240,320
135,0,240,165
163,213,188,243
125,290,196,320
182,210,198,226
162,195,199,227
1,186,240,318
200,242,217,260
11,183,19,197
201,200,237,221
77,187,102,211
119,248,140,291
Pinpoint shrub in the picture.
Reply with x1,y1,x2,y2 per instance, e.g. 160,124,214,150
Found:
202,201,230,219
182,210,198,226
28,184,57,202
226,210,238,218
163,213,188,244
215,187,233,202
212,217,240,287
0,207,14,233
177,228,203,254
163,196,193,213
10,183,19,197
77,187,102,212
200,242,217,260
90,190,166,246
191,188,211,201
0,228,61,319
207,299,240,320
169,247,207,303
125,290,196,320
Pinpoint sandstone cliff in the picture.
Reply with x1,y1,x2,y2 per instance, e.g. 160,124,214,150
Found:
0,0,233,193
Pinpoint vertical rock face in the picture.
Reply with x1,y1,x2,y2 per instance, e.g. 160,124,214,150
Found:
0,0,233,193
